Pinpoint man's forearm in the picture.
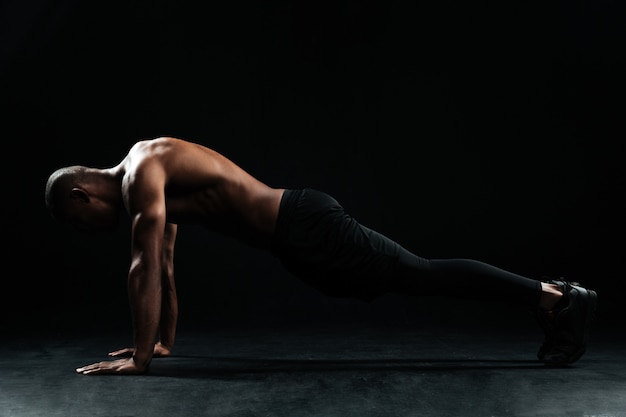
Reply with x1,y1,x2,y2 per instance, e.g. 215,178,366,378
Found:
159,287,178,349
159,222,178,349
128,268,161,368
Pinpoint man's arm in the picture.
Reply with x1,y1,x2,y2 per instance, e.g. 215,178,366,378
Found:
76,158,167,375
127,203,166,371
107,222,178,358
156,222,178,354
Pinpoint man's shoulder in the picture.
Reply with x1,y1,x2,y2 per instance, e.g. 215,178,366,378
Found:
127,138,178,164
122,141,172,185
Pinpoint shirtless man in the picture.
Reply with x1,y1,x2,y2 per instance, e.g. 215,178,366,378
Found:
44,137,598,375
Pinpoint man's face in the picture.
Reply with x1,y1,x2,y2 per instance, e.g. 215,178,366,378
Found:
64,201,119,234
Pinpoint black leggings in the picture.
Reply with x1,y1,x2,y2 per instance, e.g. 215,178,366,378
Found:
271,188,542,307
392,248,542,306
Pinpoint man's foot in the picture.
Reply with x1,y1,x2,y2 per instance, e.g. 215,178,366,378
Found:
536,279,598,366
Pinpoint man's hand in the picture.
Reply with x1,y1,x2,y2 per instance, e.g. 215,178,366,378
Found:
108,342,172,358
75,358,146,375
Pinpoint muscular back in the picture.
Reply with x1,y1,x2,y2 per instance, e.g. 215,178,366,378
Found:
119,137,285,248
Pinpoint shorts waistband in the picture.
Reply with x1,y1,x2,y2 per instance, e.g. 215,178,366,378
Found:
271,188,304,256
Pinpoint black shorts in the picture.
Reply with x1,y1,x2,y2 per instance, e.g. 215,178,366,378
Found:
270,188,402,301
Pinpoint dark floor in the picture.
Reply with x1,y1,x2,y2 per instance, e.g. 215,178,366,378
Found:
1,316,624,417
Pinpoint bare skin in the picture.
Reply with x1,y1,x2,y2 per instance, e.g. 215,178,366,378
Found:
52,137,284,375
539,282,563,310
48,136,563,375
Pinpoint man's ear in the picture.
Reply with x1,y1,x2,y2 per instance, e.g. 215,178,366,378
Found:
70,187,90,203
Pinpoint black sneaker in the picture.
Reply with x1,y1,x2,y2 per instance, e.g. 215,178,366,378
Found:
536,279,598,366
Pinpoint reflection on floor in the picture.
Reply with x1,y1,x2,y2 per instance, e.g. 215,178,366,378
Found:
1,319,624,417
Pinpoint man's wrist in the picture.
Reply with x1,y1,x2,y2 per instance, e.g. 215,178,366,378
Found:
131,350,153,369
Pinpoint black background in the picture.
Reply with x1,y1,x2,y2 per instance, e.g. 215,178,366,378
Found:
2,0,625,334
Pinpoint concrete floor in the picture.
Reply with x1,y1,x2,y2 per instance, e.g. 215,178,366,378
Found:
1,318,624,417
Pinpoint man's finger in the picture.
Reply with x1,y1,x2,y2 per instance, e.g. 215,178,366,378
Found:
108,348,133,357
